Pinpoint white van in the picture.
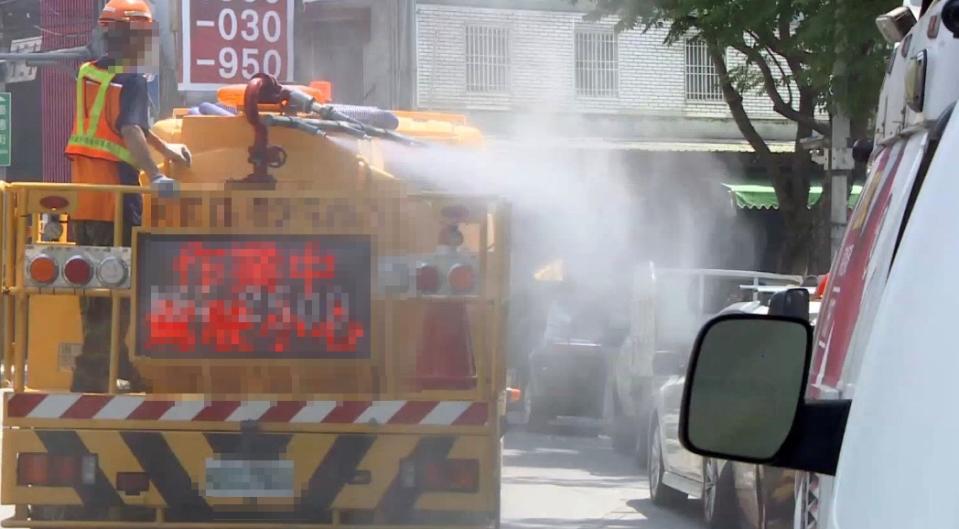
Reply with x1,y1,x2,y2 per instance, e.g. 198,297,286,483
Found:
677,1,959,528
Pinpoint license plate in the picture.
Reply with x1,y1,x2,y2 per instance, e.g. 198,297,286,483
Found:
204,459,294,498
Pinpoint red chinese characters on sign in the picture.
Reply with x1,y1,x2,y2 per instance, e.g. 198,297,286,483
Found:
180,0,294,91
139,236,371,359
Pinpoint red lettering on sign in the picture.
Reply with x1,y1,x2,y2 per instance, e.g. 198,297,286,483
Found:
147,298,196,351
145,239,367,357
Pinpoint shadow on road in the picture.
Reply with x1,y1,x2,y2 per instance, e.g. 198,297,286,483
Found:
505,475,641,489
627,498,702,524
503,516,655,529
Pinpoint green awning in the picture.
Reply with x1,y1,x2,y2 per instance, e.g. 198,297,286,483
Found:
724,184,863,210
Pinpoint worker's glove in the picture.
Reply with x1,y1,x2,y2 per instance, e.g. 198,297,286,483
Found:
150,174,180,199
41,214,63,242
165,143,193,167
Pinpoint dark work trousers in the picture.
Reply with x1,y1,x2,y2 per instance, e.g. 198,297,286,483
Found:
70,220,140,392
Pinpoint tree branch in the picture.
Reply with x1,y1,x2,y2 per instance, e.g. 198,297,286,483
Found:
705,39,773,160
755,18,811,73
746,30,795,106
732,41,830,136
778,13,791,43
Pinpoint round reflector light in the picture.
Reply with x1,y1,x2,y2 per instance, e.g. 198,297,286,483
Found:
97,257,128,287
63,256,93,286
448,264,475,294
39,195,70,211
28,255,58,285
416,264,440,294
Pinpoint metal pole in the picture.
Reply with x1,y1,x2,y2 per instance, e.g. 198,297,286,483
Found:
830,116,851,256
0,63,7,182
108,194,124,393
12,207,26,391
830,0,853,258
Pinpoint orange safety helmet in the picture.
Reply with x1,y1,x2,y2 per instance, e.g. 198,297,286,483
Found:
99,0,155,31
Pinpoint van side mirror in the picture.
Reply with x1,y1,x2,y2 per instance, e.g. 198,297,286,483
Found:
679,314,850,475
768,288,810,321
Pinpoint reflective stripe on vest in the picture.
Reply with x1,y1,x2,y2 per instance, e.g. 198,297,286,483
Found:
66,62,136,166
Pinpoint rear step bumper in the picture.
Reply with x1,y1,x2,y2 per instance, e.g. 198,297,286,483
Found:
2,429,497,526
0,519,495,529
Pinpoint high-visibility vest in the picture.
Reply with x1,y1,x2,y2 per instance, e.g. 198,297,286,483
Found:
64,62,137,166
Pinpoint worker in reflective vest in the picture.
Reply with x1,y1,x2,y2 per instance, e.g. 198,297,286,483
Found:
65,0,192,392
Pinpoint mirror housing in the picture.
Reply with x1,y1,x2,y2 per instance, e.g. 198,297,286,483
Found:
768,288,810,321
943,0,959,38
876,6,917,43
679,314,849,475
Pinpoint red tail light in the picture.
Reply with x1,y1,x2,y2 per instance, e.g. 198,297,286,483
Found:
17,454,49,485
448,264,475,294
116,472,150,495
53,456,80,485
420,460,479,492
28,255,58,285
416,264,440,294
18,454,96,487
63,256,93,286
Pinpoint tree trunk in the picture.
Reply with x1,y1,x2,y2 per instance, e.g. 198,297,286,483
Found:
786,88,825,274
706,39,812,274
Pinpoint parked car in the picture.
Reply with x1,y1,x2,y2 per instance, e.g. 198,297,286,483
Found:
647,289,820,529
679,4,959,528
526,284,621,430
604,265,802,465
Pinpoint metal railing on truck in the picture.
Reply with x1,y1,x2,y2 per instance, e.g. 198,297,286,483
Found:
653,266,804,313
0,178,510,402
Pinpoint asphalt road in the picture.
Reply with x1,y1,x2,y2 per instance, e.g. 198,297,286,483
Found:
502,428,706,529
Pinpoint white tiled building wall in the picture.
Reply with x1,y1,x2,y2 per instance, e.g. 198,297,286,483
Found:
415,3,788,120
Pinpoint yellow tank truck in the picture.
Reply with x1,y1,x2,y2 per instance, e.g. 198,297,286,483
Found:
0,74,509,529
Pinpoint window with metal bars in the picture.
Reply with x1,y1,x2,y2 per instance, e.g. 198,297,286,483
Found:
685,39,724,102
465,25,510,94
575,29,619,98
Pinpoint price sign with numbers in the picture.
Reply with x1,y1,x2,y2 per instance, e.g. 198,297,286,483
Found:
180,0,295,91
